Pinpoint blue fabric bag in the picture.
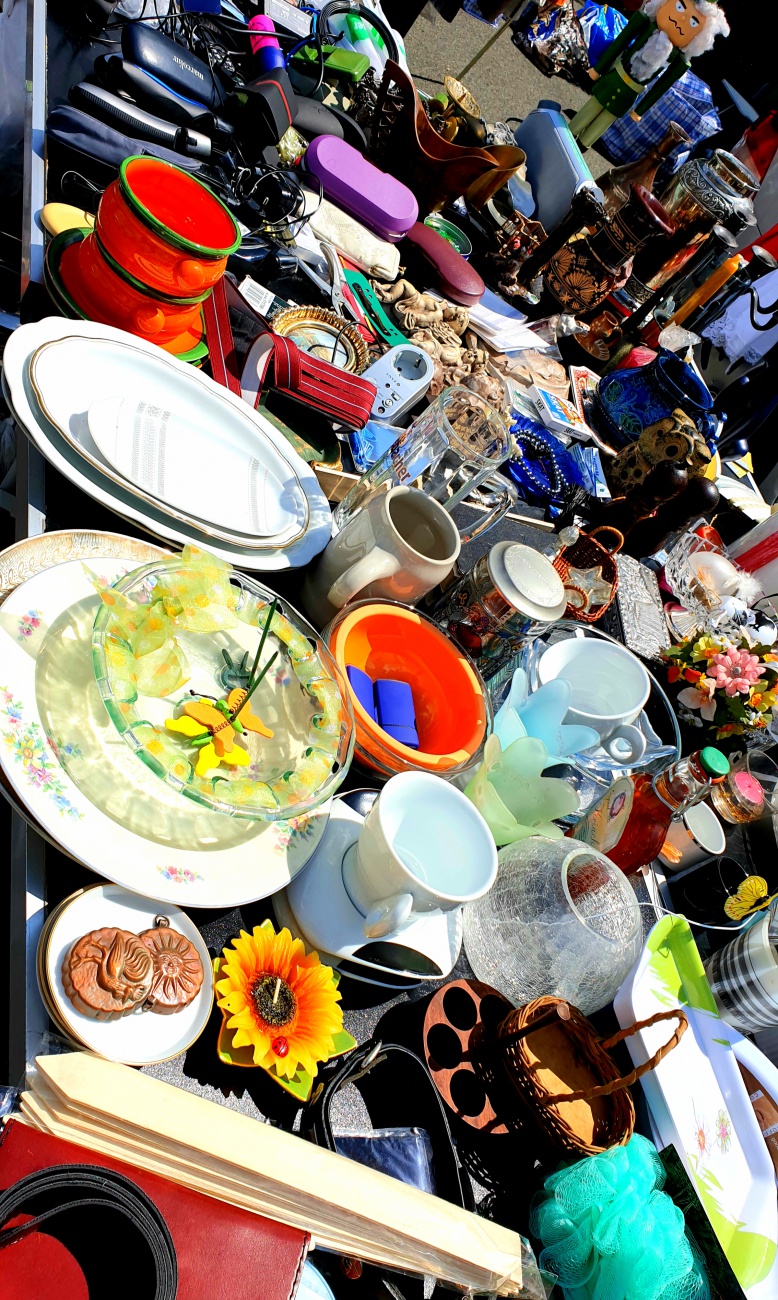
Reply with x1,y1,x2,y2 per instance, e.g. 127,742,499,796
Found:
576,1,627,66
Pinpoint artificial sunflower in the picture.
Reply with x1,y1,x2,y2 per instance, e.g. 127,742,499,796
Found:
215,924,343,1079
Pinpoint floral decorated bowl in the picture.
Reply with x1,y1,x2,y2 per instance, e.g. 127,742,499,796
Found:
92,549,354,821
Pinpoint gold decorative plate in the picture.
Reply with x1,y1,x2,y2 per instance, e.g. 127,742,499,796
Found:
270,306,370,374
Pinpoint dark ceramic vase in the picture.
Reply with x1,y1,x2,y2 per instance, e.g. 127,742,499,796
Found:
594,348,717,448
543,184,674,317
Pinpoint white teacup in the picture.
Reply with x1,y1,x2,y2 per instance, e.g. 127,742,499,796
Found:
302,485,460,627
342,771,497,939
537,638,650,764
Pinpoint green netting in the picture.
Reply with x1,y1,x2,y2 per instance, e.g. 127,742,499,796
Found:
530,1135,710,1300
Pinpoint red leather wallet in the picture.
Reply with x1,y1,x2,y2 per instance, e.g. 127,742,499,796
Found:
0,1120,309,1300
204,276,376,430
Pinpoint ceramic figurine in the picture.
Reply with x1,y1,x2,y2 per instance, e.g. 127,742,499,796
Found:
604,408,710,497
570,0,730,149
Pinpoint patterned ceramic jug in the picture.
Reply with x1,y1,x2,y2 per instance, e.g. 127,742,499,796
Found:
594,348,717,448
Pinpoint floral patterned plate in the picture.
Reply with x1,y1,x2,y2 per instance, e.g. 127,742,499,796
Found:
39,883,213,1067
0,556,330,907
614,915,778,1298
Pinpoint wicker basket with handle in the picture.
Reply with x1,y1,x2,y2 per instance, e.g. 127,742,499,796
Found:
496,996,687,1157
552,525,623,623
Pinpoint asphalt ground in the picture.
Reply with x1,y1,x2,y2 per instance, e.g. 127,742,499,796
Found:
404,4,610,177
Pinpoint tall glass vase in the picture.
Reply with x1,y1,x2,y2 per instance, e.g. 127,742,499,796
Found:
543,184,674,317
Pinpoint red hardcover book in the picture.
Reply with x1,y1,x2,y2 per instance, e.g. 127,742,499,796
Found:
0,1119,309,1300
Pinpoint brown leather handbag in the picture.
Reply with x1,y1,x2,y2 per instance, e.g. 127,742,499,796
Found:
371,61,525,215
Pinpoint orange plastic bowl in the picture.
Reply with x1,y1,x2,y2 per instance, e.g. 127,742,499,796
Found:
61,233,205,348
325,600,491,779
95,156,240,297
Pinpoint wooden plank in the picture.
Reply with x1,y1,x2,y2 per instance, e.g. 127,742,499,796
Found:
31,1053,524,1294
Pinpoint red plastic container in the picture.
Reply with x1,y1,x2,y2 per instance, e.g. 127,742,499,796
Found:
60,232,205,351
95,156,240,297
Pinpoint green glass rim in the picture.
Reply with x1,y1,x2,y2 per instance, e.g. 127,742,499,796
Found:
94,231,212,305
119,156,241,259
45,228,92,319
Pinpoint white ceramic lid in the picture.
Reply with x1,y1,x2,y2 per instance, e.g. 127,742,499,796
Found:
684,801,726,855
488,541,567,622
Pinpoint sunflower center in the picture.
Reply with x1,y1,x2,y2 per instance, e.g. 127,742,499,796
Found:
252,973,296,1028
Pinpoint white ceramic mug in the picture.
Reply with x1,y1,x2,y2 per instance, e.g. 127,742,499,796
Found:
302,485,460,627
537,638,651,764
659,802,726,872
342,771,497,939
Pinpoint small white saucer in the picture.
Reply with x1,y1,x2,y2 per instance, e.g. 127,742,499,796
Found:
275,792,462,989
40,883,213,1066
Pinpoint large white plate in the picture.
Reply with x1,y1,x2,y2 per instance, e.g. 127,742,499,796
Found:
41,883,213,1067
0,555,329,906
85,392,296,541
29,334,306,548
614,915,778,1298
2,319,333,571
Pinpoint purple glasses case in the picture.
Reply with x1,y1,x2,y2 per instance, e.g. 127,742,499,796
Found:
305,135,419,243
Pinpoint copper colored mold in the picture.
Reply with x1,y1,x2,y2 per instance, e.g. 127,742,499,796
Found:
422,978,515,1134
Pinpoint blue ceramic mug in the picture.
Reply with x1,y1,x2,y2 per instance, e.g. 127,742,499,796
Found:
595,349,717,448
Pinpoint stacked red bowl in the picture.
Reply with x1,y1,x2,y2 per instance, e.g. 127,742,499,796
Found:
46,157,241,364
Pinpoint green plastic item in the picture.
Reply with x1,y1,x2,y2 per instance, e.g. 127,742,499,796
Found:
342,270,407,347
531,1134,710,1300
700,746,730,778
291,44,370,83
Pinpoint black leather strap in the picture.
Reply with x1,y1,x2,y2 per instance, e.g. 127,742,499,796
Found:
0,1164,178,1299
306,1040,473,1212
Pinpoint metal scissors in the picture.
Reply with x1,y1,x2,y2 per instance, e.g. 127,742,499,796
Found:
290,239,365,325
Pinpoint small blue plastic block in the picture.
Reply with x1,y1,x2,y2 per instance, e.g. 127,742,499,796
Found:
381,723,420,750
374,679,416,729
346,665,376,719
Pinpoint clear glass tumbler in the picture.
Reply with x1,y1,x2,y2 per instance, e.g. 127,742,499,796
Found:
333,386,516,544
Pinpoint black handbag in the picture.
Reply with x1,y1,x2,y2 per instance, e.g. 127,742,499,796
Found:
305,1039,473,1212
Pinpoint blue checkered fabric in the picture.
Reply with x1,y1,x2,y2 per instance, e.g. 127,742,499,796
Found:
598,69,721,166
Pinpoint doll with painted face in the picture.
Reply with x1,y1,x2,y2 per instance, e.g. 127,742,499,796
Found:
570,0,729,148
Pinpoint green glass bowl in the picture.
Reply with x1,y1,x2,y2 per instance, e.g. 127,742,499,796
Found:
423,215,473,259
92,559,355,821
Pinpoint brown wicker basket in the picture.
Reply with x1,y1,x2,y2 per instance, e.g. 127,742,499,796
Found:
552,525,623,623
496,996,687,1157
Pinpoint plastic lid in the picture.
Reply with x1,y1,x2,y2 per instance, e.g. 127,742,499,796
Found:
699,747,730,778
489,542,567,622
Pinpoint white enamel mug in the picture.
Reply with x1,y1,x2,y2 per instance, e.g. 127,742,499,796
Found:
302,485,460,627
537,638,651,763
341,771,498,939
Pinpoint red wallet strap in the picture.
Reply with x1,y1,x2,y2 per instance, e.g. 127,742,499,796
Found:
202,278,241,395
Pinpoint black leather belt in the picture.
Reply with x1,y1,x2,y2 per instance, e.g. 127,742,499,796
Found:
0,1164,178,1298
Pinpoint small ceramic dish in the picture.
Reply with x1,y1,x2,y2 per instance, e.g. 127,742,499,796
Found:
93,558,355,821
38,883,213,1067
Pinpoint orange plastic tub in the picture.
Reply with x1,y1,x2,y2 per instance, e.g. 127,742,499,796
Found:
61,233,205,348
95,156,240,297
326,601,490,779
